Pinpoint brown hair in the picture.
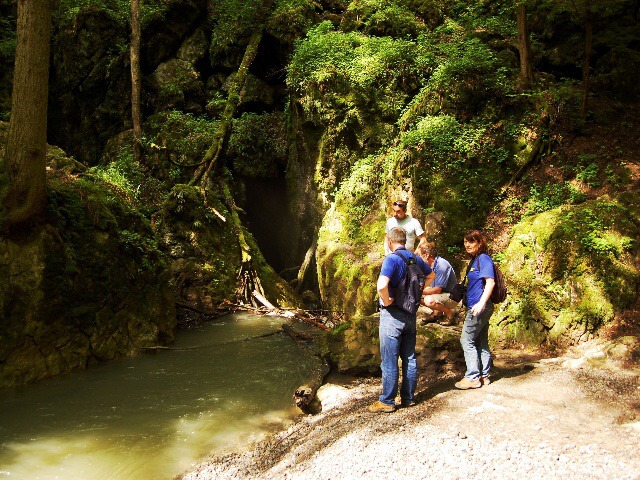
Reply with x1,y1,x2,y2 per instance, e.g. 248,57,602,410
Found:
415,240,436,259
463,229,488,255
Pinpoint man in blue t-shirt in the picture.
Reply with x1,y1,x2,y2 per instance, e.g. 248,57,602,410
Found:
416,242,458,320
369,227,434,413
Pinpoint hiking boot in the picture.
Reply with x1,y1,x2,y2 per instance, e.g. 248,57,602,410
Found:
368,401,395,413
481,376,491,386
401,400,417,408
455,377,482,390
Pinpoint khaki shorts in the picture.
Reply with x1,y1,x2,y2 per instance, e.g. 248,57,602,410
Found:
424,292,459,309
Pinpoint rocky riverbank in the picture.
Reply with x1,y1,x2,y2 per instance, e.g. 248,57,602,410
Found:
180,340,640,480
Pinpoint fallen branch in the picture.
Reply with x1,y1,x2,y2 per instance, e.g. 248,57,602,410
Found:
252,290,276,310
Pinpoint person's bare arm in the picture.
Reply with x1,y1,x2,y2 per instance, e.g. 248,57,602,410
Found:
471,277,495,316
422,284,441,296
377,275,393,306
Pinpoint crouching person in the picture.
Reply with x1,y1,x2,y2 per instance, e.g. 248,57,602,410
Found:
415,241,459,321
369,227,434,413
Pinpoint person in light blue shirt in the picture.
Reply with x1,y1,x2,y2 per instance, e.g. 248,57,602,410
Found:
455,230,495,391
415,241,458,319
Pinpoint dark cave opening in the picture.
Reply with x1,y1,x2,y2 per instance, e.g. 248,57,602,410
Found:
239,175,292,276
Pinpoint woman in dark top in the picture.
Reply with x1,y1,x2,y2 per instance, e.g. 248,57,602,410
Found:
455,230,496,390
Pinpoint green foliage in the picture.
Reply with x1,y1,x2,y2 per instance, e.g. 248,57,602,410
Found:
89,157,141,201
396,0,446,29
337,155,386,243
400,25,513,123
117,229,163,272
147,110,218,166
554,202,636,259
209,0,273,64
0,14,15,60
228,112,288,177
500,196,640,345
575,157,600,187
341,0,428,37
55,0,166,25
288,22,420,100
401,114,461,157
267,0,316,44
525,182,586,214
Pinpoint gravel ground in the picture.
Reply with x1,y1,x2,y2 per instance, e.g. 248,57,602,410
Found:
180,348,640,480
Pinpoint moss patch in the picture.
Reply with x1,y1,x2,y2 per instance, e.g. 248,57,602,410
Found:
495,195,640,346
0,171,175,387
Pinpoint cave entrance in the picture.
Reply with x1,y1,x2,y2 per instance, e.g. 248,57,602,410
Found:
239,175,292,276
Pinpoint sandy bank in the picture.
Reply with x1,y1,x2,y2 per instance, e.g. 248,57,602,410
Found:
180,347,640,480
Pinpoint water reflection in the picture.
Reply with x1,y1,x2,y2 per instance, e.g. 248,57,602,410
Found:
0,314,321,479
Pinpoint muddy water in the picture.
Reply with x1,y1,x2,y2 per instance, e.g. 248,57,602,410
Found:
0,314,323,479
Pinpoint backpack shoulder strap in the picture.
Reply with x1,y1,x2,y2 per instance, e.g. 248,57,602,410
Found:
392,250,416,265
461,256,476,286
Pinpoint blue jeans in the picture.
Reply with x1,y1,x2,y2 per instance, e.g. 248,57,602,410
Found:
379,308,418,406
460,301,494,380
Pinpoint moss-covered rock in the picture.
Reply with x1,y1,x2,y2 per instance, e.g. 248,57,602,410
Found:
0,173,176,388
147,58,206,114
157,182,301,311
320,314,462,375
495,195,640,346
156,184,239,307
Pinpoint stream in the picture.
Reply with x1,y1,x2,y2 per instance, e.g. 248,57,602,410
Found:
0,313,323,479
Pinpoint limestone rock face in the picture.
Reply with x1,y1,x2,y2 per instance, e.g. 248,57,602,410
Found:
147,58,206,113
0,183,176,388
49,10,130,164
48,0,207,164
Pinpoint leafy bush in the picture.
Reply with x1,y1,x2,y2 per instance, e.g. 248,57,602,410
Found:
55,0,166,25
575,159,600,187
400,24,513,124
146,110,218,165
228,112,288,177
341,0,428,37
288,21,421,99
525,182,585,214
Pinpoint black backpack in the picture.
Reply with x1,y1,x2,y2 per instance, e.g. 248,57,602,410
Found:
490,263,507,304
392,252,426,314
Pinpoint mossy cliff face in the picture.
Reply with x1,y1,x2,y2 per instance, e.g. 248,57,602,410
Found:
315,154,393,317
48,0,207,164
495,194,640,346
0,176,176,388
156,184,240,309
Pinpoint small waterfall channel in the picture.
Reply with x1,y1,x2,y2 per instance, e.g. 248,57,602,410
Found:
0,313,324,479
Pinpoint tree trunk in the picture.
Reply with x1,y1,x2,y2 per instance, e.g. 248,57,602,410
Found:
191,28,265,187
130,0,143,163
581,2,593,117
2,0,52,231
516,2,533,90
296,236,317,293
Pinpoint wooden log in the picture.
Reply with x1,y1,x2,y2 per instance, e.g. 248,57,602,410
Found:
293,362,330,414
296,236,317,293
252,290,276,310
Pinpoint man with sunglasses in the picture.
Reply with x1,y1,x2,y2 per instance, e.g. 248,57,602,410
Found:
384,199,425,255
